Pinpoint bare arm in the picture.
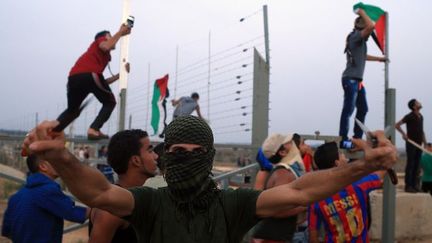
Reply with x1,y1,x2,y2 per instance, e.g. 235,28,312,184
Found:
357,9,375,39
254,170,269,190
366,55,387,62
23,121,135,217
195,105,203,119
105,74,119,84
99,24,131,52
105,63,130,85
264,169,305,218
256,161,370,217
89,209,126,243
171,99,180,106
255,132,397,218
395,118,408,140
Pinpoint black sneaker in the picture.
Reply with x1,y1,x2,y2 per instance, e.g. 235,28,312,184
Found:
339,140,354,150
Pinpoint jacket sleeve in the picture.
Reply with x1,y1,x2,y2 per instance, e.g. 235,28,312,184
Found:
35,184,87,223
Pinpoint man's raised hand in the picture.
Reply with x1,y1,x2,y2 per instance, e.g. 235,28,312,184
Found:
352,130,398,172
23,120,66,157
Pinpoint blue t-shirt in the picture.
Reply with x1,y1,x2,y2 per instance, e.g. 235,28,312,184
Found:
1,173,87,243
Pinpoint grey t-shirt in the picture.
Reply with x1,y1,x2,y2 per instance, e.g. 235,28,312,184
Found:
173,97,198,117
342,30,368,80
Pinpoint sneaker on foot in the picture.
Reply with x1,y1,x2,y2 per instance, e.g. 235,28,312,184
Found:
87,130,109,140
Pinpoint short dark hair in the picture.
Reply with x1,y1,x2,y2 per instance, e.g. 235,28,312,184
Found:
354,16,365,30
314,142,339,170
153,142,165,171
95,30,110,40
268,145,285,164
107,129,148,174
292,133,301,148
408,99,417,110
191,92,199,99
26,154,41,173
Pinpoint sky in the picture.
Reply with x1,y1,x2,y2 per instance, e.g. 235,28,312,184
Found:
0,0,430,147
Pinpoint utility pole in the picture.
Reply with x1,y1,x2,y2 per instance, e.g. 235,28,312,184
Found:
263,5,270,66
118,0,131,131
128,114,132,129
382,12,396,243
35,112,39,127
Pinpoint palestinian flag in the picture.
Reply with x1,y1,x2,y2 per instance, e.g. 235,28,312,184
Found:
151,74,169,135
354,2,386,54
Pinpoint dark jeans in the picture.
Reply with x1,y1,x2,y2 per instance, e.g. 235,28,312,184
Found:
339,78,368,140
57,73,116,131
405,142,422,189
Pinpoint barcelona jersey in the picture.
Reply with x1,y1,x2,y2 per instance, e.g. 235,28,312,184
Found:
308,174,382,243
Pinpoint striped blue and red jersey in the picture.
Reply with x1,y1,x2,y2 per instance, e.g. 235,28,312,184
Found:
308,174,382,243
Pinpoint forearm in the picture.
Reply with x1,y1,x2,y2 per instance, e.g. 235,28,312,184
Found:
358,9,374,27
47,149,112,207
395,124,406,138
106,74,120,84
257,160,372,217
289,160,371,205
171,100,180,106
366,55,384,62
103,31,123,50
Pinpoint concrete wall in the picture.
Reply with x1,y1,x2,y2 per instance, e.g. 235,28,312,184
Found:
369,189,432,241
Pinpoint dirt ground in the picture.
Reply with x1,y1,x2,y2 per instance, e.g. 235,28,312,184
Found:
62,226,88,243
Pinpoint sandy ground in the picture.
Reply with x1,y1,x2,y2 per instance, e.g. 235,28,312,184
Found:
62,226,88,243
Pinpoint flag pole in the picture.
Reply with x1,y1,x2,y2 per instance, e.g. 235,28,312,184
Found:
118,0,131,132
145,63,150,131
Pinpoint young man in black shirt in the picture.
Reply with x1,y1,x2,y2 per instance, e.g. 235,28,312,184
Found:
396,99,428,192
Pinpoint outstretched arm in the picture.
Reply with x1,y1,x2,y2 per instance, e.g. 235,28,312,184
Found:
255,132,397,218
99,24,131,52
23,121,134,217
